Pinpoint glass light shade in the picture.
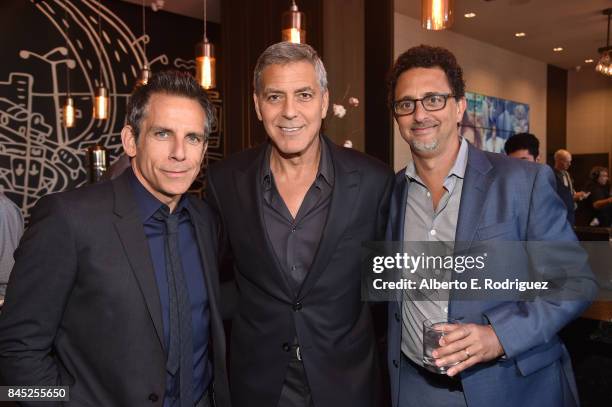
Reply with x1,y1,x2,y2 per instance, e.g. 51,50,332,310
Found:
63,96,75,128
94,86,109,120
138,65,151,86
422,0,454,31
281,3,306,43
195,40,216,89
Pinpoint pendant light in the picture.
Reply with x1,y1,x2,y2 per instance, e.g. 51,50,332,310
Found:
94,0,109,119
195,0,216,89
138,0,151,85
281,0,306,44
422,0,454,31
62,1,75,128
595,8,612,77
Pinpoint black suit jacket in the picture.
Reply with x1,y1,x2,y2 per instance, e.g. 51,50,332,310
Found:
207,136,394,407
0,172,230,407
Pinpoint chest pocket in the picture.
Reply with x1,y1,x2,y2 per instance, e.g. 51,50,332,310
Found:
475,219,516,241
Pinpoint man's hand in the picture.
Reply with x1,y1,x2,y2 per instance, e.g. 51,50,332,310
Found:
431,323,504,377
574,191,589,201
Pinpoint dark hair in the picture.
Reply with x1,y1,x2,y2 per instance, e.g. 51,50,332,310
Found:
388,44,465,106
504,132,540,158
126,70,215,140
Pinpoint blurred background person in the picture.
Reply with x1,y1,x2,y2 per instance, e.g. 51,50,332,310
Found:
581,166,612,227
554,149,589,226
0,191,23,310
504,132,540,162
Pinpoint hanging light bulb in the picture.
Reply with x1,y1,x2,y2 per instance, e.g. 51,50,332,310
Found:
138,0,151,85
62,2,76,128
282,0,306,43
138,64,151,85
94,86,109,119
63,95,75,128
195,0,216,89
422,0,454,31
94,0,109,119
195,39,216,89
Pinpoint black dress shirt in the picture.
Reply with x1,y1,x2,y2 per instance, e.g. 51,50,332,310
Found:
261,138,334,294
128,169,212,406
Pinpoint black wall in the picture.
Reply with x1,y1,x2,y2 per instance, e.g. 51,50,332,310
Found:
0,0,220,218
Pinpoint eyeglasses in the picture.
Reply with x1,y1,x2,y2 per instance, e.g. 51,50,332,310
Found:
392,93,454,116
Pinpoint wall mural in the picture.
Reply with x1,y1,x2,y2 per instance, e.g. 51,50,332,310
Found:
460,91,529,153
0,0,223,220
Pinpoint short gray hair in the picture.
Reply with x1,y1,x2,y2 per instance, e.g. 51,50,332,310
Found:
253,42,327,94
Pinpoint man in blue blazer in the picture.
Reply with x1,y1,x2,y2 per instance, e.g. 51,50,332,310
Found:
386,45,597,407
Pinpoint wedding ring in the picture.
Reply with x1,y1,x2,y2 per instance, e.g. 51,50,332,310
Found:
464,349,470,360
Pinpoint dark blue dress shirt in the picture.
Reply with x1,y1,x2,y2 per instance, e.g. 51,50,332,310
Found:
128,169,212,406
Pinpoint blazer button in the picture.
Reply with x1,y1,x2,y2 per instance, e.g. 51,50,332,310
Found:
293,302,302,311
394,312,400,322
282,342,291,352
148,393,159,402
393,359,399,368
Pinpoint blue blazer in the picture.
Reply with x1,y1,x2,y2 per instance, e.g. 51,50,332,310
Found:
387,144,597,407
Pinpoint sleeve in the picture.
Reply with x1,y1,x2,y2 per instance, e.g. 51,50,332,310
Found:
0,199,24,298
0,194,78,387
375,171,395,241
484,164,598,359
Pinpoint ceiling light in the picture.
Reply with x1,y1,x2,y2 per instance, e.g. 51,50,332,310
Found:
514,32,526,37
464,12,476,18
553,47,563,52
585,59,594,63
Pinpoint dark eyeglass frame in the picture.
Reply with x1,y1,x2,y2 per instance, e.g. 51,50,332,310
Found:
392,93,455,116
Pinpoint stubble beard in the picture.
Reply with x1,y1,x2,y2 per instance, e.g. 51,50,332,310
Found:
411,138,439,153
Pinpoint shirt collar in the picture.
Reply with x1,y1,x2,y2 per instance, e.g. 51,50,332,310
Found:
261,135,334,189
404,137,469,183
127,167,189,222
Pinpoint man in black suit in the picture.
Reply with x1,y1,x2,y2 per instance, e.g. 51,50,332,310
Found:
0,71,230,407
206,42,394,407
553,149,588,226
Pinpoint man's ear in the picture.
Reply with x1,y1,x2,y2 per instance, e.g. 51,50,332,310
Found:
321,89,329,119
253,93,263,121
456,97,467,123
121,126,138,158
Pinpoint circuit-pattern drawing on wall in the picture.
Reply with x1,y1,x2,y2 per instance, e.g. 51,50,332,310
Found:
0,0,223,219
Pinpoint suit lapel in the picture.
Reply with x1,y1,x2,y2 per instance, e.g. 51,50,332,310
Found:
112,173,165,348
297,142,360,299
234,144,295,299
392,174,409,242
390,173,409,305
455,144,495,253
